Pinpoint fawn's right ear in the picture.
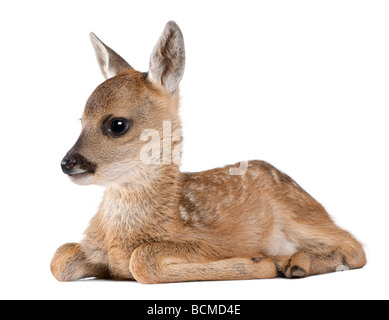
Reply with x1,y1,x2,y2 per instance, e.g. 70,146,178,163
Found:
89,32,133,79
148,21,185,94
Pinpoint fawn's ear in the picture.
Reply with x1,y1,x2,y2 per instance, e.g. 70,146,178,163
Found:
148,21,185,94
89,32,133,79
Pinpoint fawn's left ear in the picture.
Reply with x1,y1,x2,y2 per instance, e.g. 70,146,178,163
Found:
89,32,133,79
148,21,185,94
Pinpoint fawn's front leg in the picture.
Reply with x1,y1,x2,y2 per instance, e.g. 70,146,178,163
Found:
129,242,278,284
51,243,110,281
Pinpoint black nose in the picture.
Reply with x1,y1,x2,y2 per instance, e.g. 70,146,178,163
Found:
60,153,97,175
61,158,77,174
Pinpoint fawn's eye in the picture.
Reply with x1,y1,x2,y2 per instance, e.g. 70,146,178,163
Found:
110,119,129,134
103,117,131,137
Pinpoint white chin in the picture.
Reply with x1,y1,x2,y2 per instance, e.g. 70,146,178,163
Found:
68,172,95,185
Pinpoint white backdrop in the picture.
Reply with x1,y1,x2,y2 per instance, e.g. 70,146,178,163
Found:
0,0,388,300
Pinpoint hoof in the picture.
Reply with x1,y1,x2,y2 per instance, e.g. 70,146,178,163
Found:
291,266,306,278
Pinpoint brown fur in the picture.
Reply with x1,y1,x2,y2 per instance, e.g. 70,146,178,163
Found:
51,21,366,283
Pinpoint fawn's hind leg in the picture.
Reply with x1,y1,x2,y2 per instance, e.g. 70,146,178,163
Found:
129,242,278,284
51,243,110,281
274,237,366,278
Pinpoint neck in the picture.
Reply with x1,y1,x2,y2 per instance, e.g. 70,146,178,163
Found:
100,163,182,230
109,162,181,192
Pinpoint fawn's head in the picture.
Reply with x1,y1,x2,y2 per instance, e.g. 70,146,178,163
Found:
61,21,185,186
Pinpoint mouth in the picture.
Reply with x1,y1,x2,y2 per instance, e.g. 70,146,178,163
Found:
67,169,95,184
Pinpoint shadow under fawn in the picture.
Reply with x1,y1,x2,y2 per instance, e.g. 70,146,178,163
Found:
51,21,366,283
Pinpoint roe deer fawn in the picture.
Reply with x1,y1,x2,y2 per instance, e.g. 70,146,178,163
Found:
51,21,366,283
